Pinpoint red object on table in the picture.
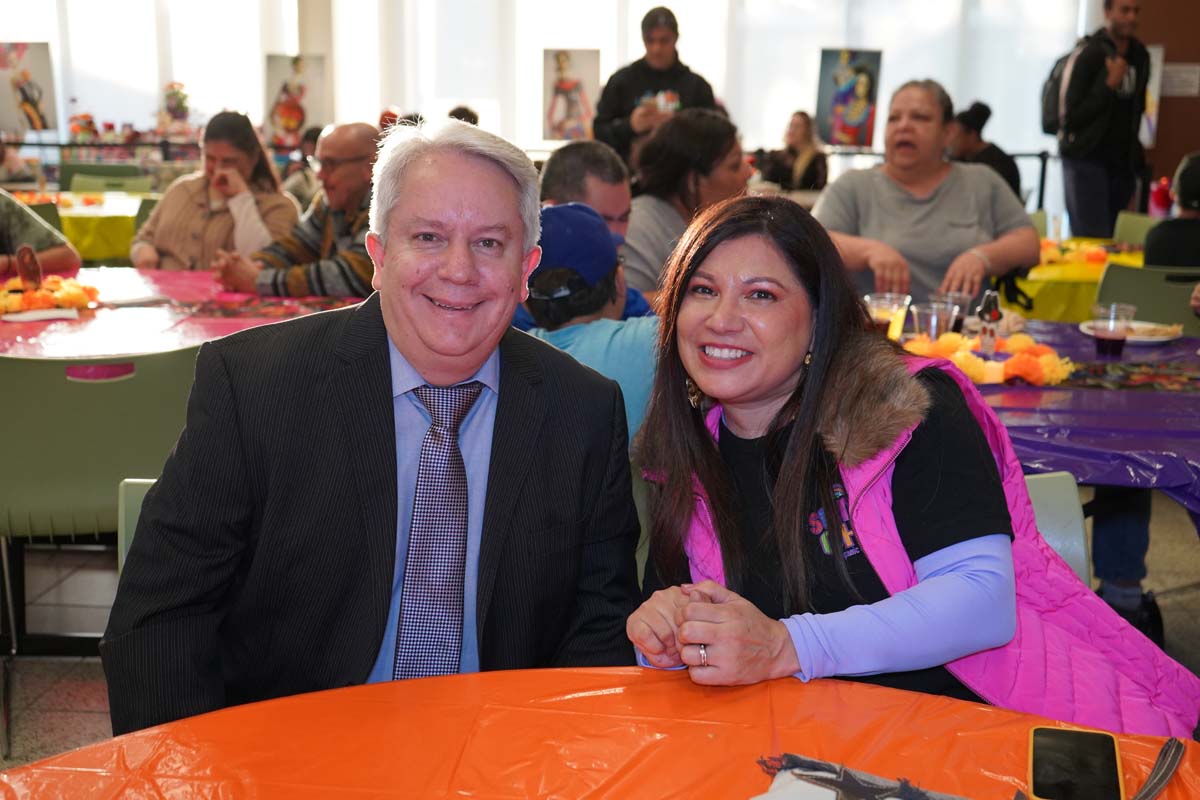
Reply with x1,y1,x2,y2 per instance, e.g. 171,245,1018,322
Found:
0,268,355,359
2,668,1196,798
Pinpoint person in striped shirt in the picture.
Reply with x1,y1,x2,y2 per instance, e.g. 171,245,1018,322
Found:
215,122,380,297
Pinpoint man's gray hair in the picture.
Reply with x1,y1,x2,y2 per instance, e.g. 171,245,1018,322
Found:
370,119,541,252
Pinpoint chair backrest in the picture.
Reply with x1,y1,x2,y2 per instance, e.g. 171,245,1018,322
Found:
57,162,142,191
70,174,154,193
1028,209,1047,239
0,346,199,538
118,478,155,573
134,197,158,233
1096,263,1200,336
1024,471,1091,584
1112,211,1160,246
27,202,62,232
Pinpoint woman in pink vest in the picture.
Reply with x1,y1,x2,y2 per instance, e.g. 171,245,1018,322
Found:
627,194,1200,738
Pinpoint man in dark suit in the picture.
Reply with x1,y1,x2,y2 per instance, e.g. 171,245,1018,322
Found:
101,120,641,735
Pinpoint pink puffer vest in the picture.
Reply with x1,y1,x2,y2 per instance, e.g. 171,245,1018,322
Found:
682,357,1200,737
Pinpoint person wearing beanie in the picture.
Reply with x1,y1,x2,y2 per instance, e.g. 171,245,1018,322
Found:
593,6,717,165
1144,151,1200,268
948,101,1021,199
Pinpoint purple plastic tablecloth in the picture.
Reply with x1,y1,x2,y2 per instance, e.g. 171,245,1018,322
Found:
980,322,1200,527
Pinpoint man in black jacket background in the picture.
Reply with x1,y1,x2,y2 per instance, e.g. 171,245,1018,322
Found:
1060,0,1150,238
593,7,717,166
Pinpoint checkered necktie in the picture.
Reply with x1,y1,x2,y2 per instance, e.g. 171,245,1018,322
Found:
392,381,483,680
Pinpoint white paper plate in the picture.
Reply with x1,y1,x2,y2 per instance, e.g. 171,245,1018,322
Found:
0,308,80,322
1078,320,1183,344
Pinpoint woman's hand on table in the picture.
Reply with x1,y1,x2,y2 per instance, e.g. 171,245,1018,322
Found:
940,250,989,297
675,580,800,685
213,249,263,292
211,167,250,199
627,585,693,668
864,241,910,294
130,243,160,270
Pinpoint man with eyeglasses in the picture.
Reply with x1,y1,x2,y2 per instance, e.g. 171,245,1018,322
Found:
215,122,379,296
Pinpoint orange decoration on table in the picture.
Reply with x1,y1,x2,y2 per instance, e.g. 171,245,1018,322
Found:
1002,352,1046,385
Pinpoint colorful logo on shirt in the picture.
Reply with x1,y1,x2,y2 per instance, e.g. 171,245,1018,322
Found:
807,483,861,559
637,90,682,113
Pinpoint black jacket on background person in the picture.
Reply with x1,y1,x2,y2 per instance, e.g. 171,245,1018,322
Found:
1144,218,1200,268
958,143,1022,200
593,57,716,163
1061,27,1149,168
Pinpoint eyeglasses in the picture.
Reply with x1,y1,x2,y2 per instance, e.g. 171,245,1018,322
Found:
307,155,370,173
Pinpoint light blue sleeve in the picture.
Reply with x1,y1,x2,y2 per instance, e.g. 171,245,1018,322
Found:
782,534,1016,681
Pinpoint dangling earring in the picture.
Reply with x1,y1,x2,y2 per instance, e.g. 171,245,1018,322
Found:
685,376,703,409
804,351,812,366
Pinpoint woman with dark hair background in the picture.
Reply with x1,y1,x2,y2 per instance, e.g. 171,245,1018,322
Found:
621,107,753,299
627,194,1200,738
949,101,1021,199
754,110,827,192
131,110,298,271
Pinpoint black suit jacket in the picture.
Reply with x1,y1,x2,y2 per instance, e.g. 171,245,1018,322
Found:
101,294,640,734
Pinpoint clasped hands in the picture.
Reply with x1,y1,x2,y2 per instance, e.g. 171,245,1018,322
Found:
626,580,800,685
212,249,264,293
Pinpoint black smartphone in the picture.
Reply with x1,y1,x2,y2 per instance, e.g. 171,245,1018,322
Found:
1028,725,1125,800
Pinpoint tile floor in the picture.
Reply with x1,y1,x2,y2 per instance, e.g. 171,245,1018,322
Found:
0,490,1197,771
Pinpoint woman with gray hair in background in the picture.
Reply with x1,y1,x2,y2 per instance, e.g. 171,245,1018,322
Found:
813,79,1038,302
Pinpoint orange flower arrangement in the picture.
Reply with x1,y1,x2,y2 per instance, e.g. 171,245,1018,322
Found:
904,332,1075,386
2,275,99,313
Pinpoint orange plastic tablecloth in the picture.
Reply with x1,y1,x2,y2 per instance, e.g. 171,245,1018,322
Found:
3,668,1197,798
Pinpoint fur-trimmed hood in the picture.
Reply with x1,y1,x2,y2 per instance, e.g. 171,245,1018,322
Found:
816,332,931,468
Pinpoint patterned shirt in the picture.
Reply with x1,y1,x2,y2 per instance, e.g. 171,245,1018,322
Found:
253,190,373,297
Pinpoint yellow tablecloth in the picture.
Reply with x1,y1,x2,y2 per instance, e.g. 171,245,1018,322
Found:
1002,239,1144,323
57,192,152,262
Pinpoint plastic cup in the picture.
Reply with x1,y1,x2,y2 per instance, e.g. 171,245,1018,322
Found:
863,293,911,340
1091,302,1136,358
910,302,961,340
929,291,973,333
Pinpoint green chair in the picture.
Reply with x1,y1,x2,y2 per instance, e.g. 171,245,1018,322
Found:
0,346,197,539
1024,472,1090,585
27,202,62,232
56,162,141,192
1096,264,1200,336
134,197,158,233
117,479,155,574
1111,211,1160,247
1028,209,1047,239
70,173,154,193
0,345,199,754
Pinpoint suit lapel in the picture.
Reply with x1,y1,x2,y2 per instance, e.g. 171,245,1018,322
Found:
476,329,545,637
330,294,398,643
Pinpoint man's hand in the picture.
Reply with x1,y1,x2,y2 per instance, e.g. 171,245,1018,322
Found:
865,241,911,295
130,243,160,270
213,249,263,292
1104,56,1129,90
940,250,988,297
627,585,693,668
674,580,800,686
211,167,250,199
1190,282,1200,314
630,103,672,135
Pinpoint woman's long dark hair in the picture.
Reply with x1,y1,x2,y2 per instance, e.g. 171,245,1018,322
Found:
203,111,280,192
636,108,737,215
637,195,871,613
